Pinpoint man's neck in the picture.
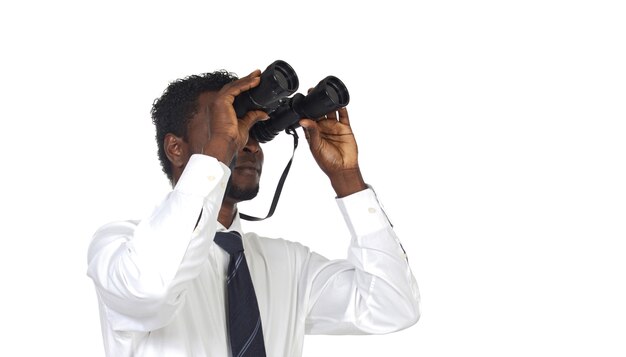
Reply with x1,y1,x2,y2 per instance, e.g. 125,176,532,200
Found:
218,201,237,228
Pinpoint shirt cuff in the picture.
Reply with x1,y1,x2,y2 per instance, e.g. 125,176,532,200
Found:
336,187,392,238
174,154,231,197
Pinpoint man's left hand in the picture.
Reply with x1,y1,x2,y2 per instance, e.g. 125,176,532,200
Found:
299,107,367,197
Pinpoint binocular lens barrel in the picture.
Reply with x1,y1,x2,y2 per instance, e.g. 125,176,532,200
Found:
326,77,349,106
236,60,350,143
233,60,299,118
296,76,349,119
273,65,294,91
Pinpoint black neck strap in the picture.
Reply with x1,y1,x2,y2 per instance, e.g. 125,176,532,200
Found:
240,128,299,221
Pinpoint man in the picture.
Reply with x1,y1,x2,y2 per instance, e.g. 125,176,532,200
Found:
87,67,420,356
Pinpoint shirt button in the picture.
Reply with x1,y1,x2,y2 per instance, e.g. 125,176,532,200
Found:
368,207,376,213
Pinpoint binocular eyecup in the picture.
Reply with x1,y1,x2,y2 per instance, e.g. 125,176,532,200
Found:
233,60,350,143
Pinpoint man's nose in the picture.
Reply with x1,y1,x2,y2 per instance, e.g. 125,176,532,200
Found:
243,137,261,154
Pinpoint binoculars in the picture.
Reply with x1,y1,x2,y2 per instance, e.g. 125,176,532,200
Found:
233,60,350,143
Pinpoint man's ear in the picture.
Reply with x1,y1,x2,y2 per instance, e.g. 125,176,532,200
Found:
164,133,188,169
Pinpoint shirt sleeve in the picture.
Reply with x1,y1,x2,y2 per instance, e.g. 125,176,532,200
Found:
302,188,421,335
86,154,230,331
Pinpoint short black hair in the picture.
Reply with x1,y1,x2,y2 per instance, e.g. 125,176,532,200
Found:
151,70,238,182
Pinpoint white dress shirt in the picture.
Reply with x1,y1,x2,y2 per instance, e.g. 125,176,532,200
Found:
87,154,420,357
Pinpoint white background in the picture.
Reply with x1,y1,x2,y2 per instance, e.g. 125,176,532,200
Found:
1,0,624,356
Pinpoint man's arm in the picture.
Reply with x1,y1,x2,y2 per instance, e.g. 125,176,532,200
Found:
86,155,230,331
298,106,420,333
86,70,268,331
301,188,420,334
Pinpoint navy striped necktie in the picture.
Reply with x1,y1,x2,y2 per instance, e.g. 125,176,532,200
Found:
214,231,267,357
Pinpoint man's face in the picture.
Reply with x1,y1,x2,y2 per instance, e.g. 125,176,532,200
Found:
225,138,263,201
186,91,264,202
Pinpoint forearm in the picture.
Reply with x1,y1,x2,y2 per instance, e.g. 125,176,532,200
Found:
305,188,420,334
87,155,230,328
129,155,229,284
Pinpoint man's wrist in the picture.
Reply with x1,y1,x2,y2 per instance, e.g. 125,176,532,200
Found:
329,167,367,198
203,137,238,165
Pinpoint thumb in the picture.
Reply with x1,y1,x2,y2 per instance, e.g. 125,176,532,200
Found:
299,119,320,144
239,110,269,132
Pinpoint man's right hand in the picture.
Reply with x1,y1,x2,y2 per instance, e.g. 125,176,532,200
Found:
203,70,268,164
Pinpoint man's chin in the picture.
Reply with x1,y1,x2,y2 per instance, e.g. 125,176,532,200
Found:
225,184,259,202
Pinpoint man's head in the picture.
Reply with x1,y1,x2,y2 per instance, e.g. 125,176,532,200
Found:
151,70,237,181
151,71,264,202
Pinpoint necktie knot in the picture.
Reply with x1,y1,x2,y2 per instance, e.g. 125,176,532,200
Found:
214,231,244,256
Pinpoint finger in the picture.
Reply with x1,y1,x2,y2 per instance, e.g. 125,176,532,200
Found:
244,69,262,78
326,110,337,121
221,69,262,99
337,107,350,125
235,69,262,94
